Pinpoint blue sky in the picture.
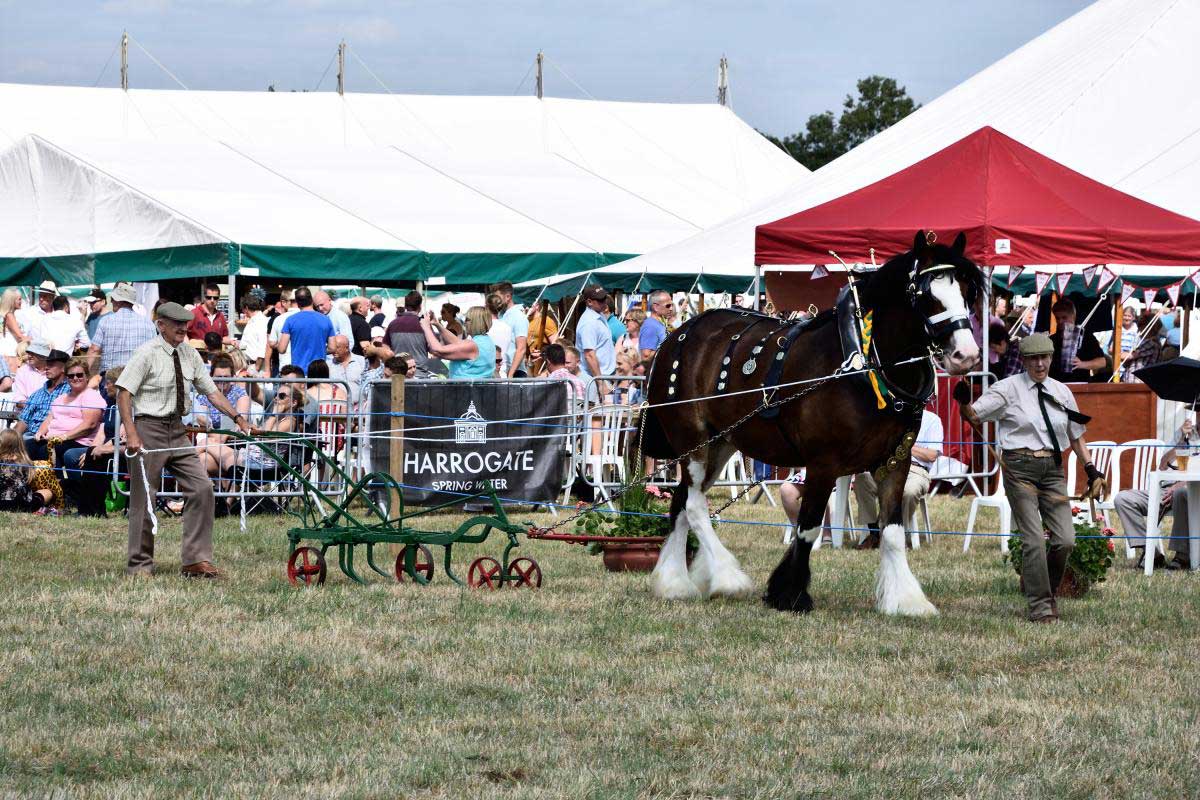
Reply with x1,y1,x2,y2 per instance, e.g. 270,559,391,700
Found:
0,0,1093,137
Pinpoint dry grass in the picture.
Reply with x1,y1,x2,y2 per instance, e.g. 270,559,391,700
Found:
0,496,1198,799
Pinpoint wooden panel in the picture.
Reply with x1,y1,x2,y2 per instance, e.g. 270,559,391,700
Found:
1068,382,1158,492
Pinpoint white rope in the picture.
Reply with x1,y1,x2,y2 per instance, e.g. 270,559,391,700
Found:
239,452,249,532
136,452,158,538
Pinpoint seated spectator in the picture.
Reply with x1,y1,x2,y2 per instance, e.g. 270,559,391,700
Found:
420,306,497,380
239,384,306,476
852,407,943,549
12,341,48,404
543,343,584,404
384,355,413,379
15,349,70,460
60,365,125,517
306,358,348,403
1115,418,1194,570
610,348,641,404
35,357,104,472
202,331,224,362
193,355,252,501
0,429,55,513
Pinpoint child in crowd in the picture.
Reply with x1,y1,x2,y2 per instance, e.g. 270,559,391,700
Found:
0,429,55,513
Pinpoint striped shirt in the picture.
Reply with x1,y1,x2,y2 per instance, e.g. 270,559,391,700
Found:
116,336,218,418
93,308,157,371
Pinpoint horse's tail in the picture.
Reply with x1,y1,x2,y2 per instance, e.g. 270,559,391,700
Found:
639,401,676,459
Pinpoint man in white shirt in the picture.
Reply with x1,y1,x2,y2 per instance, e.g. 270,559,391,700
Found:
17,280,56,342
41,295,90,354
268,290,300,369
238,295,270,374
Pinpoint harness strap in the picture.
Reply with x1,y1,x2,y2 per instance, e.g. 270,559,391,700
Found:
715,316,771,394
759,320,808,421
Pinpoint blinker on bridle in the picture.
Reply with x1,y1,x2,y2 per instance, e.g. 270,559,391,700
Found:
908,261,972,341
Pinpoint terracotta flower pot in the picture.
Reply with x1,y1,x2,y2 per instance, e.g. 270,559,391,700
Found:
600,541,695,573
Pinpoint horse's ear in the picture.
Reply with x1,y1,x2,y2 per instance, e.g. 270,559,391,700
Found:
952,232,967,255
913,230,927,252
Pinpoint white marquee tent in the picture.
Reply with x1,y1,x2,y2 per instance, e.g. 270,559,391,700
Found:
0,84,807,286
562,0,1200,299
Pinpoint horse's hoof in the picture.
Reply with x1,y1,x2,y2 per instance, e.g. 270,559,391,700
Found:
706,567,754,598
877,596,939,617
762,591,813,614
651,570,701,601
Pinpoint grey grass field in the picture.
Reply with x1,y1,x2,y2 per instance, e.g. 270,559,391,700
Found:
1,497,1198,799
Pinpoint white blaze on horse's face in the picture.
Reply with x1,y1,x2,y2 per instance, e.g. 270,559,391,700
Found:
927,272,980,375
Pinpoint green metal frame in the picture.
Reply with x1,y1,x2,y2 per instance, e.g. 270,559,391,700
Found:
219,429,529,586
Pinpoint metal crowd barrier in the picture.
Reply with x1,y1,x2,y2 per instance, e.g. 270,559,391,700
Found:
110,376,356,510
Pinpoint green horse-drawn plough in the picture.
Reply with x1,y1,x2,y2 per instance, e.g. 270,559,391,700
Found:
222,429,541,590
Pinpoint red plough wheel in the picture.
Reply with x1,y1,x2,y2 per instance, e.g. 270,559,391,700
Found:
467,556,503,590
505,557,542,589
287,546,326,586
394,544,435,583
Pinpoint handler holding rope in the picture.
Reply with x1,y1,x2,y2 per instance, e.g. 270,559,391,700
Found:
957,333,1104,624
116,302,250,578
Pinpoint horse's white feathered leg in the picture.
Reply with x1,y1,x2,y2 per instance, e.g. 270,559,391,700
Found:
684,460,754,598
875,523,937,616
651,501,700,600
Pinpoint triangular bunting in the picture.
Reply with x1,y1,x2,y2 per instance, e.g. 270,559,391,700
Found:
1082,265,1098,287
1120,282,1136,304
1034,270,1052,295
811,264,829,280
1166,282,1182,306
1096,267,1118,294
1143,288,1158,308
1006,265,1024,287
1055,272,1071,295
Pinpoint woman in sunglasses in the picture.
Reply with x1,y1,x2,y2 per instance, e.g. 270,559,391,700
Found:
35,357,105,474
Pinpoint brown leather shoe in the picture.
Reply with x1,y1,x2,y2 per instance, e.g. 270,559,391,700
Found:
181,561,223,579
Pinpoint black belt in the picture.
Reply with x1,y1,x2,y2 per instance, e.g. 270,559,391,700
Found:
135,414,180,422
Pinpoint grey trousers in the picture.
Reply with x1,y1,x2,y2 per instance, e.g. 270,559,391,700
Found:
854,464,931,527
1002,452,1074,620
127,416,215,574
1114,488,1190,553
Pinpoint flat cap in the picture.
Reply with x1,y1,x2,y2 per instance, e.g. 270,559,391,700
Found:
1018,332,1055,356
156,301,193,323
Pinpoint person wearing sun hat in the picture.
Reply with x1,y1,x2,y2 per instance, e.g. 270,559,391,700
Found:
957,332,1105,624
16,280,57,342
116,302,251,579
87,282,155,375
13,347,71,459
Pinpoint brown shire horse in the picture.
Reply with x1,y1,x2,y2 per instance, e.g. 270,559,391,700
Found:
641,231,984,616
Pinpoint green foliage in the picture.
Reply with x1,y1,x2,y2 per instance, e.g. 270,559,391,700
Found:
764,75,919,171
1005,518,1116,591
576,483,673,555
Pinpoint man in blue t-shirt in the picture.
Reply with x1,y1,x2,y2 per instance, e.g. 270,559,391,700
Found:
275,287,335,374
639,289,673,359
576,286,617,401
491,281,530,378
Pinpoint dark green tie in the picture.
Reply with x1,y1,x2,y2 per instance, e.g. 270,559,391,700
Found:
1035,382,1062,466
173,349,186,418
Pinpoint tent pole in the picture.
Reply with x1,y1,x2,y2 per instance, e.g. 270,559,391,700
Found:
535,51,544,99
120,31,129,91
336,41,346,96
752,265,761,311
228,273,237,329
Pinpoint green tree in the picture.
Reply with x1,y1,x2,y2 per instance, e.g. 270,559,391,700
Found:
766,76,919,171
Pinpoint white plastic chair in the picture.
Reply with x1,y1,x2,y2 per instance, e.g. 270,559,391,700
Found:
1110,438,1167,559
1066,440,1117,545
963,474,1011,554
719,452,751,499
584,403,632,507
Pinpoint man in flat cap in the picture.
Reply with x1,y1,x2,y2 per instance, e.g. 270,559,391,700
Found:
957,333,1105,623
116,302,251,578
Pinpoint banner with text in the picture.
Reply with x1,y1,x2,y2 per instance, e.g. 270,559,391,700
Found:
369,379,570,505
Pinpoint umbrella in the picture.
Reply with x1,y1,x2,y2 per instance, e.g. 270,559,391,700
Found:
1133,357,1200,405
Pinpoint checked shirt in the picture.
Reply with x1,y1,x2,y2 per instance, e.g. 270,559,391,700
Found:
93,308,157,372
19,380,70,432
